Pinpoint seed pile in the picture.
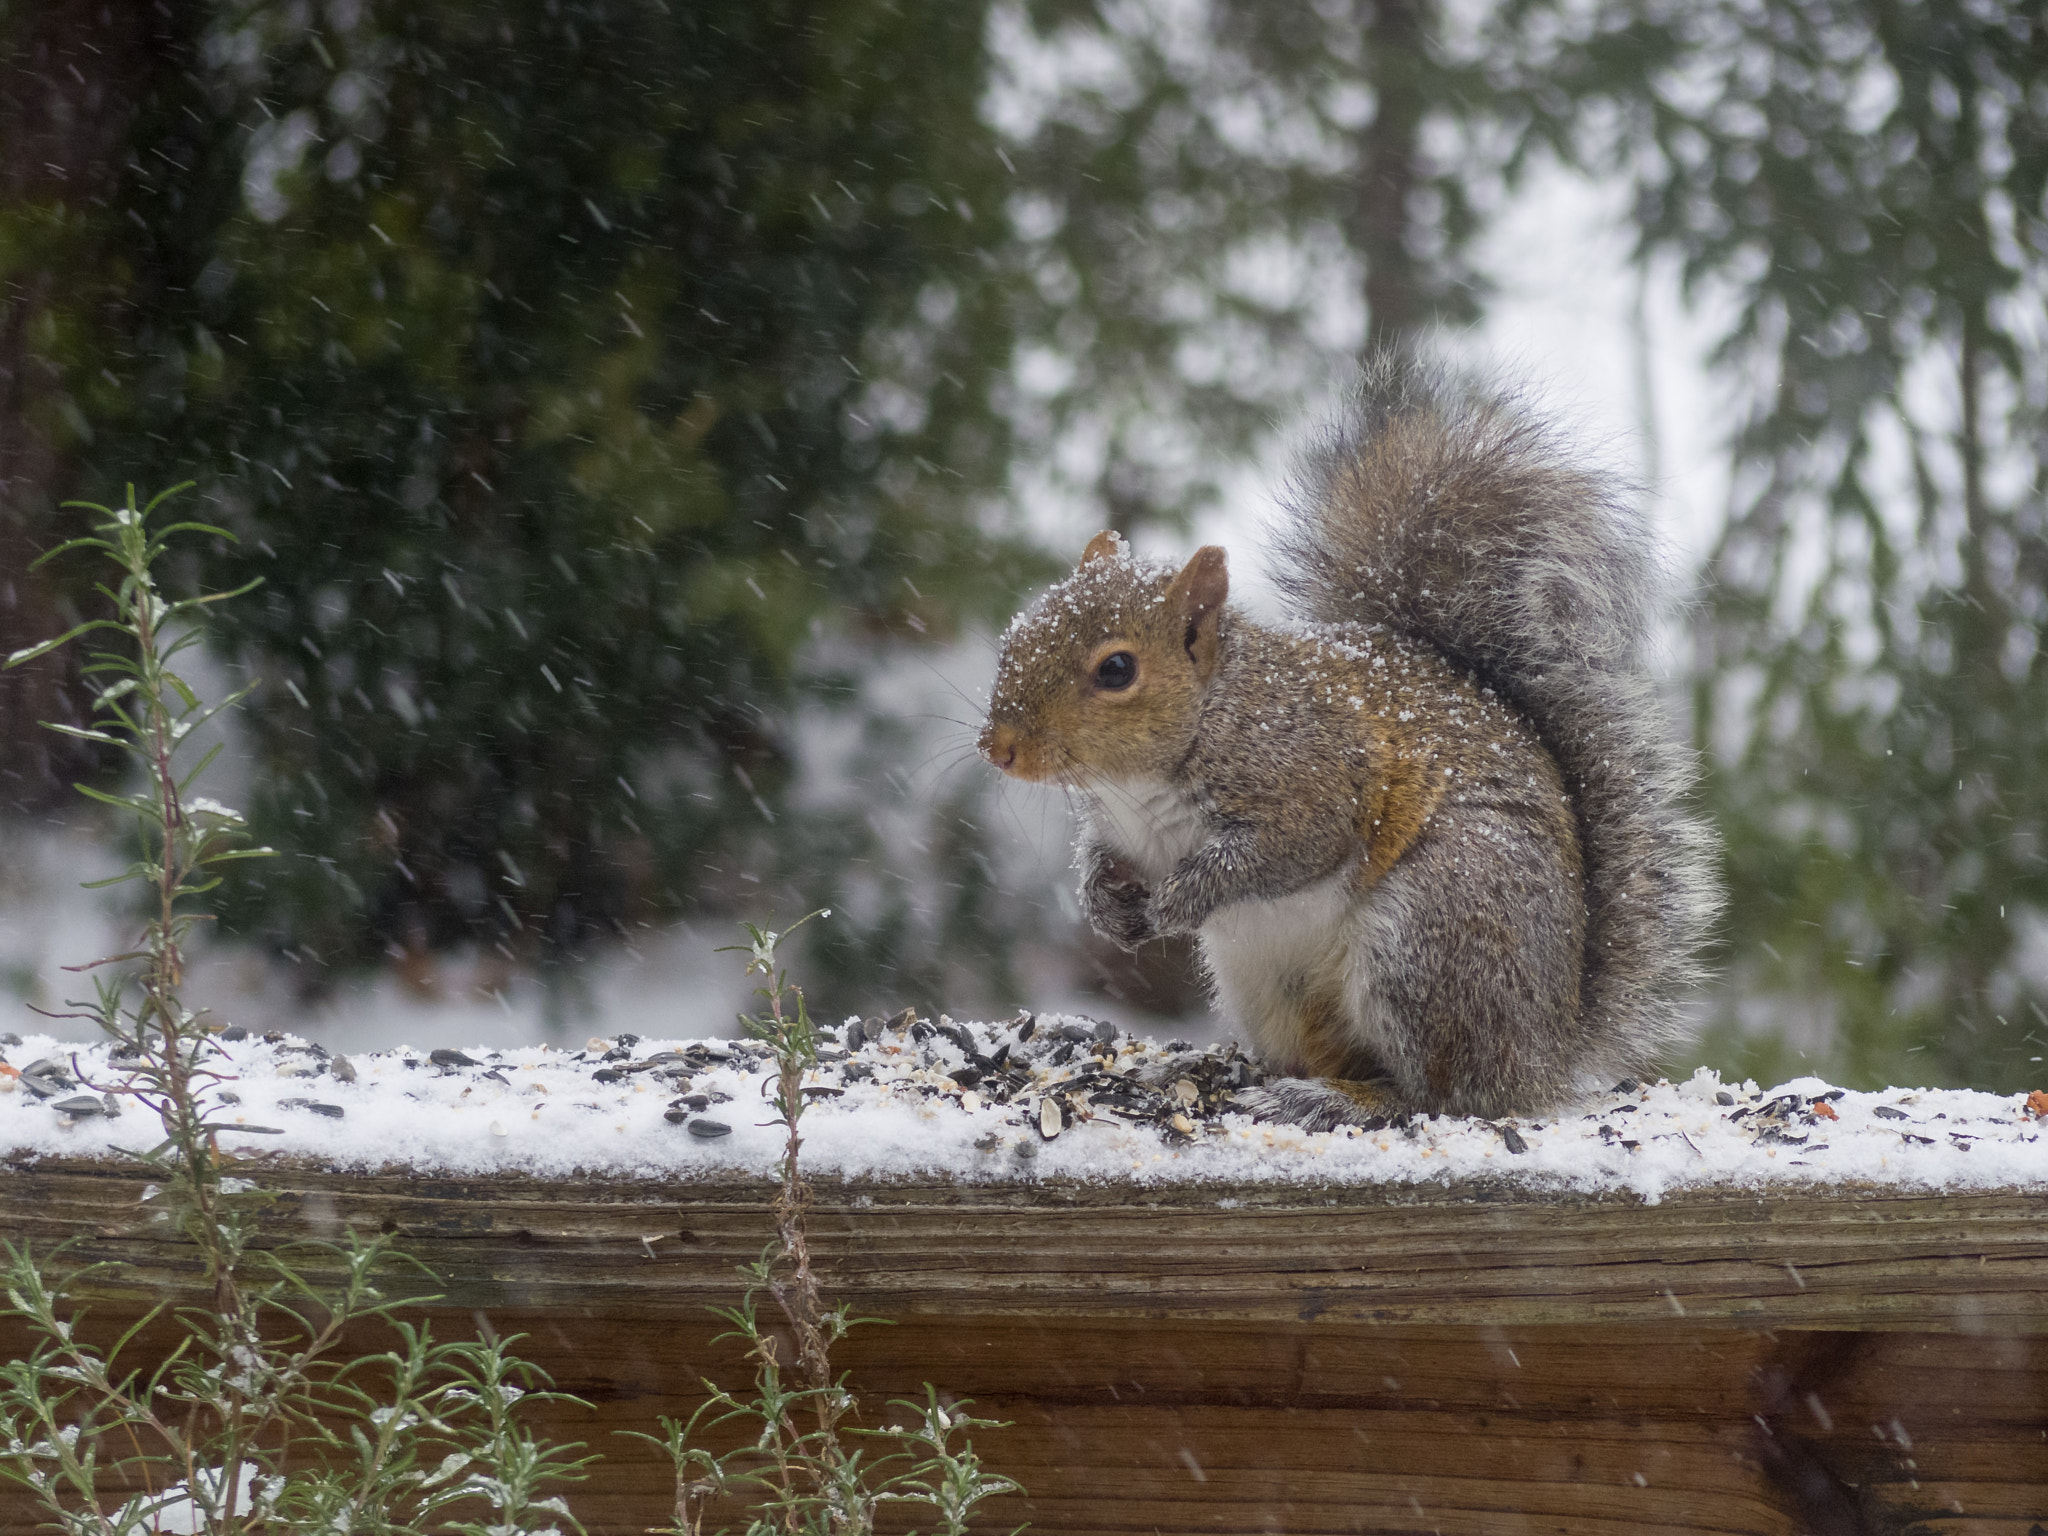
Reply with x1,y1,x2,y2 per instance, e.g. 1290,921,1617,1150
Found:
6,1052,121,1122
829,1008,1261,1156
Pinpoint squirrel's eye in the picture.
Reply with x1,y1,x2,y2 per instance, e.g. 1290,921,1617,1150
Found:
1094,651,1138,690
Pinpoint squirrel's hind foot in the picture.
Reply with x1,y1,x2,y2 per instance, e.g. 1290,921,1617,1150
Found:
1232,1076,1404,1132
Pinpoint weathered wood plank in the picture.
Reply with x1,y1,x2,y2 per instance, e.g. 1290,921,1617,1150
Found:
5,1159,2046,1532
5,1158,2046,1330
2,1310,2042,1534
514,1320,2046,1535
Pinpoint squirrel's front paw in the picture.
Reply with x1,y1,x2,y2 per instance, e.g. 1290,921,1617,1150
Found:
1086,883,1155,950
1147,874,1213,937
1081,868,1155,951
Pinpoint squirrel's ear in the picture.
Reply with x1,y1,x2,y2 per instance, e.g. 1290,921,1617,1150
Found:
1167,545,1229,680
1078,531,1126,567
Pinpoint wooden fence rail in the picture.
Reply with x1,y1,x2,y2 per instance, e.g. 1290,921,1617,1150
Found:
4,1157,2045,1534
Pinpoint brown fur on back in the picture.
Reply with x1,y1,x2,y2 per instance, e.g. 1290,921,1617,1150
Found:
1275,356,1720,1087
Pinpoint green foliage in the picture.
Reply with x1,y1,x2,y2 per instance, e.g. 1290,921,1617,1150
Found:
0,491,593,1532
2,484,273,1280
10,0,2047,1080
1512,0,2048,1085
1,1241,592,1536
643,1368,1018,1536
992,0,1505,520
633,915,1021,1536
4,0,1050,1000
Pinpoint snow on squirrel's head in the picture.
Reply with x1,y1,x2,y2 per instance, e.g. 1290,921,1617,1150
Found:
979,531,1231,785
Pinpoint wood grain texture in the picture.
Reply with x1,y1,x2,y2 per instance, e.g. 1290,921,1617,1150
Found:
4,1157,2045,1330
3,1158,2045,1533
10,1313,2037,1535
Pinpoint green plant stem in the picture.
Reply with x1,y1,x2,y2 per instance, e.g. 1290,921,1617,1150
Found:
1,485,590,1534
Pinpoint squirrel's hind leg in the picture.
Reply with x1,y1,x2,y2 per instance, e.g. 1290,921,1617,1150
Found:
1233,1075,1406,1131
1226,826,1584,1124
1217,962,1410,1129
1334,814,1586,1118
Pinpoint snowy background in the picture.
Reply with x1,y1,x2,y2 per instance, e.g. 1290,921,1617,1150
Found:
0,165,1731,1061
5,0,2041,1095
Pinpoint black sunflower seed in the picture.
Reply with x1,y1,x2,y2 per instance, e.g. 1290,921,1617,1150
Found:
279,1098,345,1119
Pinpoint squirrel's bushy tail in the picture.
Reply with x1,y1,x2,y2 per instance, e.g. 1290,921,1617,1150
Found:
1275,353,1720,1073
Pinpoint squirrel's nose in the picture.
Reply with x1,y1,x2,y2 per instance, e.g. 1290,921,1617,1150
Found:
979,723,1017,772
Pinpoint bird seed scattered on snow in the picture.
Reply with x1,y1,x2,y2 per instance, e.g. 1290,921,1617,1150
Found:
0,1015,2044,1202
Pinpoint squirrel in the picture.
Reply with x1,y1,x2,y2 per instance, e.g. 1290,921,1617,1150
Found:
977,354,1720,1123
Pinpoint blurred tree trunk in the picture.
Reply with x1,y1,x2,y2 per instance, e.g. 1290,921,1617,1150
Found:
1351,0,1433,349
0,0,177,810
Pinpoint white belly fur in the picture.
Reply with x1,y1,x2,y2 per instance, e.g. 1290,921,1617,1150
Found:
1086,776,1207,882
1087,777,1374,1073
1201,867,1356,1069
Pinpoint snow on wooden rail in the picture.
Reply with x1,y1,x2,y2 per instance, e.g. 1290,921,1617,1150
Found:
4,1013,2046,1200
5,1018,2048,1533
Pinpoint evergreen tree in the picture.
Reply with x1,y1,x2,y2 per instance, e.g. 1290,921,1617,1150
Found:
1524,0,2048,1086
2,0,1045,1011
2,0,1570,1021
992,0,1501,526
